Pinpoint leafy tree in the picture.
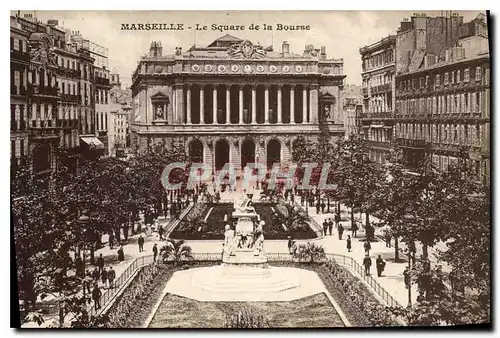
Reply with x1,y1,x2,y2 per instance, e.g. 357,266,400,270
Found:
159,239,194,265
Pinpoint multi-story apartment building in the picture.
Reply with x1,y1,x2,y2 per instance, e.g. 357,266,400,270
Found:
10,12,105,183
359,35,396,163
394,13,490,186
10,17,30,171
342,84,363,137
109,103,132,157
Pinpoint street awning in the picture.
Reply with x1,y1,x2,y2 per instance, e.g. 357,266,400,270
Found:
80,136,104,149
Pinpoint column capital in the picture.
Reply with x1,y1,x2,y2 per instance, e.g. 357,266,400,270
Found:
213,84,220,88
276,83,284,88
264,83,272,89
174,83,184,89
310,83,320,90
185,83,192,89
289,84,296,89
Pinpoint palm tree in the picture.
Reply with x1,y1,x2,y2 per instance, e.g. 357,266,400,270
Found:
159,239,194,265
274,203,310,232
292,242,326,263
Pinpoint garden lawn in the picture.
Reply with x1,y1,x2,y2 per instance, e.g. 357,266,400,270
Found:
170,203,317,240
148,293,344,328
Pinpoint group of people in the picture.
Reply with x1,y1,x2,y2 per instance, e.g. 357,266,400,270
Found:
321,214,343,239
81,254,118,311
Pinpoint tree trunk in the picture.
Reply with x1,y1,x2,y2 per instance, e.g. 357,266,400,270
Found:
422,241,428,260
351,207,354,226
90,244,95,265
395,237,399,262
337,202,341,215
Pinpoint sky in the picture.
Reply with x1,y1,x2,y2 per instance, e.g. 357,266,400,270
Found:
27,10,485,88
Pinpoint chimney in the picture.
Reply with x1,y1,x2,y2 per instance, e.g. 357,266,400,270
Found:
320,46,326,59
282,41,289,55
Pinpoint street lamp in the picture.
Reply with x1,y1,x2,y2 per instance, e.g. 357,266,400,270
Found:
78,211,90,276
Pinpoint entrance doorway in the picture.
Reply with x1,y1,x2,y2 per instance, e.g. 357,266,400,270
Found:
215,139,230,171
241,139,256,169
266,139,281,169
189,139,204,163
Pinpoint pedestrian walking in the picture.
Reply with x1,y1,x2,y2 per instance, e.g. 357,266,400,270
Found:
97,253,104,274
385,233,391,248
327,218,334,236
108,267,116,289
321,201,326,214
376,255,386,277
351,220,358,238
153,243,158,262
83,269,92,295
109,231,114,249
287,236,296,254
92,283,102,311
403,267,411,289
316,201,321,214
364,240,371,255
138,235,145,252
363,254,372,276
338,224,344,240
158,224,164,241
335,212,341,228
322,220,328,237
346,235,352,252
101,267,108,288
117,245,125,262
74,254,83,278
92,267,100,283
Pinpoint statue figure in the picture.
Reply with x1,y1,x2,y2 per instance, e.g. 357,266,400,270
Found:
254,232,265,256
155,106,164,120
223,224,235,257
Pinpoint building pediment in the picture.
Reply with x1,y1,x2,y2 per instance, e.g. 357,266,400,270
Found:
150,91,169,101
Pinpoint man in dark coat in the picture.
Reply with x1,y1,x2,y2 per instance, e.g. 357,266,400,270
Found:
138,235,145,252
338,224,344,240
320,201,326,214
108,267,116,289
351,220,358,238
364,240,372,255
316,201,321,214
322,220,328,237
346,235,352,252
83,269,92,295
91,283,102,310
97,254,104,274
153,243,158,262
92,267,100,283
101,267,108,288
327,218,334,236
403,267,411,289
363,254,372,276
117,245,125,261
376,255,386,277
74,255,83,278
158,224,164,241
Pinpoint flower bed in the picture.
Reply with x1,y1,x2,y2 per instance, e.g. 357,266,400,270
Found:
106,262,217,328
269,261,400,327
170,202,317,240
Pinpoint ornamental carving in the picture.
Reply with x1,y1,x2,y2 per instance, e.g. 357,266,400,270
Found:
243,65,253,73
231,64,240,72
192,64,200,72
295,65,303,73
204,64,213,72
227,40,266,59
218,65,227,72
269,65,277,73
283,65,290,73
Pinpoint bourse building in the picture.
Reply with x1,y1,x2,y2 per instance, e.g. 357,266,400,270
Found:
130,34,346,173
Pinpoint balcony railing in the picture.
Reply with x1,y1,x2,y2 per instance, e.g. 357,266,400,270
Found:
95,76,110,86
396,138,429,148
58,67,81,79
367,140,393,149
60,94,80,102
10,50,30,62
28,84,59,97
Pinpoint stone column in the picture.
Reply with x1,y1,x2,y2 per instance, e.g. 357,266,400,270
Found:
251,84,257,124
175,84,184,124
200,85,205,124
310,84,319,124
213,84,218,124
226,85,231,124
186,84,192,124
239,85,244,124
302,86,308,123
264,84,270,124
277,84,282,124
290,85,295,124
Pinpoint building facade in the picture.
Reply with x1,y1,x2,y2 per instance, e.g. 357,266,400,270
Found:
359,35,396,164
10,13,105,182
130,35,346,172
109,103,131,157
342,84,364,137
393,12,490,186
10,17,30,171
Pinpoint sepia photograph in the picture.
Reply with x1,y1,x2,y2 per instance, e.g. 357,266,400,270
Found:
9,9,491,329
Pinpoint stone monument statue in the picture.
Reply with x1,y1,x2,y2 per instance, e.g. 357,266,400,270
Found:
223,224,235,258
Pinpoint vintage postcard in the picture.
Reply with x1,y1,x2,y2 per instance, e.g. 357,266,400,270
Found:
10,10,490,329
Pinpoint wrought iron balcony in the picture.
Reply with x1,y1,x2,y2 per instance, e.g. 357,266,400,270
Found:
10,50,30,62
95,76,110,87
396,138,429,148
